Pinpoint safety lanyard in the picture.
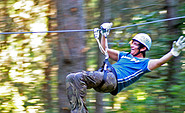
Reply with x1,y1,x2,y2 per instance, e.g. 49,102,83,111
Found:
94,35,109,60
104,36,109,71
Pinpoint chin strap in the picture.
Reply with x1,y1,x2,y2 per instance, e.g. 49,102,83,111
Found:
133,49,141,56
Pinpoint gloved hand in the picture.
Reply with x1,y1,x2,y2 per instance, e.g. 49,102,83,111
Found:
100,23,113,37
94,28,100,39
171,36,185,57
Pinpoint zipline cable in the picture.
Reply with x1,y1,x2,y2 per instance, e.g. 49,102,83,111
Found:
111,15,185,30
0,16,185,35
0,29,93,35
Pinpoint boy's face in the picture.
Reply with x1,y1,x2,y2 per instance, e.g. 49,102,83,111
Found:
130,40,140,56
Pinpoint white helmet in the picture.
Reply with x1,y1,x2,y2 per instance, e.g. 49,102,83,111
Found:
132,33,152,50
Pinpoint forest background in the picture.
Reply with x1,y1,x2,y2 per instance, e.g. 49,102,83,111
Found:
0,0,185,113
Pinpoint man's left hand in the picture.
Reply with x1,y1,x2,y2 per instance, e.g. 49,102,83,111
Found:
171,36,185,57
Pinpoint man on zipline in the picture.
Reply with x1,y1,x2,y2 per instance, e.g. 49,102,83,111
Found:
66,23,185,113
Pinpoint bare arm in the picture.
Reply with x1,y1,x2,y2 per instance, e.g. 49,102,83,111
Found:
148,51,173,71
149,36,185,71
101,35,119,61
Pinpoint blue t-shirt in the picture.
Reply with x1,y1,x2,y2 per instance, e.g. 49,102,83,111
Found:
111,51,151,95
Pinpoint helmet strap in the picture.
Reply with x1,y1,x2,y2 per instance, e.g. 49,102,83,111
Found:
133,45,146,57
133,49,141,56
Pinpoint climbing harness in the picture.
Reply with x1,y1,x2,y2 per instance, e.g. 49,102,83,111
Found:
94,24,117,87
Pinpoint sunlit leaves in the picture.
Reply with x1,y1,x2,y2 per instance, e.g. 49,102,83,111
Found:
0,0,50,112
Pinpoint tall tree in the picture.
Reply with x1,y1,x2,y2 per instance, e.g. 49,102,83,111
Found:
56,0,86,113
165,0,180,95
164,0,181,112
42,0,56,111
95,0,112,112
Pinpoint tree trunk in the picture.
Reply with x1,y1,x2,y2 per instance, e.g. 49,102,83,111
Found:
164,0,181,112
95,0,111,112
165,0,181,95
42,0,55,111
56,0,86,113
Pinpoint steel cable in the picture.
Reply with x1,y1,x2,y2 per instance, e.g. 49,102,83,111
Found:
0,16,185,35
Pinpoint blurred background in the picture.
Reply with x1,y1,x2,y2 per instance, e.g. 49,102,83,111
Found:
0,0,185,113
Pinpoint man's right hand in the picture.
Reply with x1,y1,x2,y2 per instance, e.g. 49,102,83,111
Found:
100,23,112,37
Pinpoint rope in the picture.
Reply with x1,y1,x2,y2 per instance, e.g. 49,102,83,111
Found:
104,37,109,59
95,38,106,54
0,16,185,35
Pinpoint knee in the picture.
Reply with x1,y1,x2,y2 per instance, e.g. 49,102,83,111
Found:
66,73,75,83
66,72,84,83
